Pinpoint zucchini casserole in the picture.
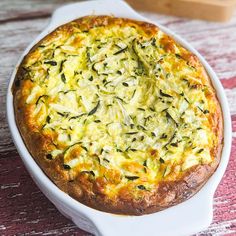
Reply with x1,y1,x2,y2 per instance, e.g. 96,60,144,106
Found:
13,16,223,215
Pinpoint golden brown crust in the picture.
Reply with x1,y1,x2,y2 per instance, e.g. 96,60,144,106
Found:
13,15,223,215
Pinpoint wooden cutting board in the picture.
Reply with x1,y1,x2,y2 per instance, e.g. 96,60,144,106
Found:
126,0,236,21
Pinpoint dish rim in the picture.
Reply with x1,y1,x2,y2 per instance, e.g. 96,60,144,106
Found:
6,0,232,235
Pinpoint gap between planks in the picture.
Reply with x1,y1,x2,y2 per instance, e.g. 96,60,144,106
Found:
0,12,50,24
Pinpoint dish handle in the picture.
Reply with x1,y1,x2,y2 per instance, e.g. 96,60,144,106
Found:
47,0,144,31
79,189,214,236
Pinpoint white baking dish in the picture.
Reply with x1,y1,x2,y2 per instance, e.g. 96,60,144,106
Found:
6,0,232,235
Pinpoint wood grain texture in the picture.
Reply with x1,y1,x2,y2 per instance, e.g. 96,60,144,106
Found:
0,0,78,22
0,1,235,235
126,0,236,22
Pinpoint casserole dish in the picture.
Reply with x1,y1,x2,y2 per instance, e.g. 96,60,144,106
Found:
7,0,232,235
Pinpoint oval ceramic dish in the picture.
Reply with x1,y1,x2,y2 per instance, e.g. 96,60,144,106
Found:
7,1,232,235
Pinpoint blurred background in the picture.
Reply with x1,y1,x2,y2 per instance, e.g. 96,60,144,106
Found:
0,0,236,236
127,0,236,22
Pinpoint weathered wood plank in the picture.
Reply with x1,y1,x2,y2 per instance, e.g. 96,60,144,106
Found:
0,1,235,235
232,115,236,132
0,151,92,236
0,0,79,22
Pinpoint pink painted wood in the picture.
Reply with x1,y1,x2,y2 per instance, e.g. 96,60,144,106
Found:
0,1,235,235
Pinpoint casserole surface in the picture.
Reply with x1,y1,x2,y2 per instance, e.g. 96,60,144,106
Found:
13,15,223,215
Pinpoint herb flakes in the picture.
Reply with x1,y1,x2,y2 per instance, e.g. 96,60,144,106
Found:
88,101,100,116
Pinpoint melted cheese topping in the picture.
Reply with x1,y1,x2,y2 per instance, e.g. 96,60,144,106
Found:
19,17,219,196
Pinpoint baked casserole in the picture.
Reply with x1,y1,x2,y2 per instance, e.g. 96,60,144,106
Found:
13,16,223,215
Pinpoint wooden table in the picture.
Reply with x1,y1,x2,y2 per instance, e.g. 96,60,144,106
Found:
0,1,235,235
